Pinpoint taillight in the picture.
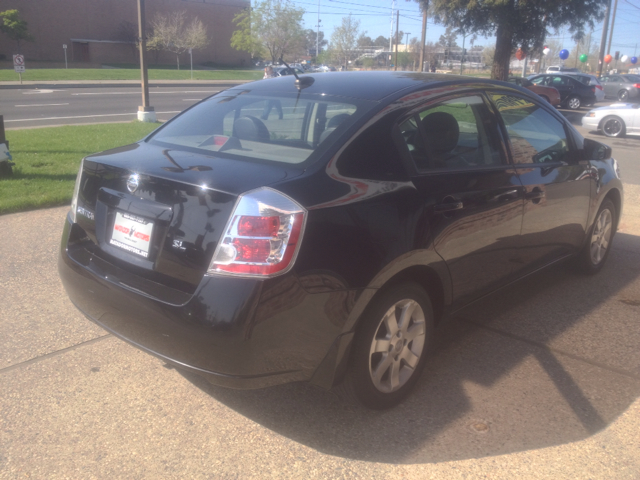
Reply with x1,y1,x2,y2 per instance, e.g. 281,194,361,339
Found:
69,159,84,223
591,87,596,94
207,187,307,277
633,84,640,89
596,85,603,90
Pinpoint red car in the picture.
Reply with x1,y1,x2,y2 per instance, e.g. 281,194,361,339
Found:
509,77,561,106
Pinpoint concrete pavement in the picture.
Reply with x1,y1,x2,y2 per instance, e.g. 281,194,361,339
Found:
1,183,639,478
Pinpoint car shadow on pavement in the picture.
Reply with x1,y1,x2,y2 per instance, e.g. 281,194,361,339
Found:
559,109,586,126
180,233,640,464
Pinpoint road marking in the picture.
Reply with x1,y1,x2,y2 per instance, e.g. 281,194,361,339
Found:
5,111,181,122
21,89,63,94
72,90,219,95
15,103,70,107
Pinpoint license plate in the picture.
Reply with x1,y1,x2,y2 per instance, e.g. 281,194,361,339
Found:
110,211,154,258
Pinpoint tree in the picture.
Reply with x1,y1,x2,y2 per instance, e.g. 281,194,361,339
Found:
147,11,209,70
425,0,607,80
0,9,34,51
304,29,327,57
331,14,360,69
231,0,305,64
357,33,374,49
373,35,389,48
437,25,458,48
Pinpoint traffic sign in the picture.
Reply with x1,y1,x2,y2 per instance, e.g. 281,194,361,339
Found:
13,54,25,73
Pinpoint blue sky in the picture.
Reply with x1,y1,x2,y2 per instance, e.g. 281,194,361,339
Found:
285,0,640,57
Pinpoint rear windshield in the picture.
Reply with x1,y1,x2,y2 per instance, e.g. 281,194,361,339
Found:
148,89,375,165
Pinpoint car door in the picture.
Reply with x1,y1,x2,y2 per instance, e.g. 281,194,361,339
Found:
489,92,592,271
397,92,525,304
547,75,575,102
609,75,624,98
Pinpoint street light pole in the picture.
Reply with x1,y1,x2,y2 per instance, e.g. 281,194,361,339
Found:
137,0,156,122
418,2,428,72
316,0,320,59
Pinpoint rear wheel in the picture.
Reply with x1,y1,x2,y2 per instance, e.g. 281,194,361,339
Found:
601,115,626,137
540,95,550,103
566,95,582,110
345,283,434,409
576,199,615,274
618,90,629,102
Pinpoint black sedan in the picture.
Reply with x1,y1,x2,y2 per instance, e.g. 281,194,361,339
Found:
59,72,623,409
529,73,599,109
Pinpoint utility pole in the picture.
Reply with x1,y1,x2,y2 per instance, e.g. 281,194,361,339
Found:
394,10,399,71
418,1,428,72
389,0,395,69
597,0,612,77
316,0,321,59
606,0,618,57
137,0,156,122
460,31,465,75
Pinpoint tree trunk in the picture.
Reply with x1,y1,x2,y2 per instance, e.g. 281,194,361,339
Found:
177,54,180,70
491,22,514,81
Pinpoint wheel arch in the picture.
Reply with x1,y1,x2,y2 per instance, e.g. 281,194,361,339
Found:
603,187,622,233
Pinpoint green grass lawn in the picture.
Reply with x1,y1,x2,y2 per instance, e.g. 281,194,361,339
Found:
1,122,160,215
0,68,262,82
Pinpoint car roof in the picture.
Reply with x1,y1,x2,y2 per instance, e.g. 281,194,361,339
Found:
224,71,525,102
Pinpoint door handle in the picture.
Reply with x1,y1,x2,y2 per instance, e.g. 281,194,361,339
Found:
433,201,464,213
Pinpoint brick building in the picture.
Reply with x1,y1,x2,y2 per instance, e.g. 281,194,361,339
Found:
0,0,250,66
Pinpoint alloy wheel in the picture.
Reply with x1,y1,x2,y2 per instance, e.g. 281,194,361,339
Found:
368,299,426,393
618,90,629,101
568,96,581,109
603,118,623,137
590,208,612,265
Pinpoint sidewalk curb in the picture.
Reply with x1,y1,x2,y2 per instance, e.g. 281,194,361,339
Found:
0,80,253,90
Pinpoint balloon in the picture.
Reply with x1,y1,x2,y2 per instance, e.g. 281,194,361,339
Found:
579,54,588,63
604,54,612,63
559,49,569,60
631,57,638,64
621,55,629,63
543,47,550,55
515,48,526,60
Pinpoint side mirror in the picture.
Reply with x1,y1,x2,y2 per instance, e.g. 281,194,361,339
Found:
583,138,612,160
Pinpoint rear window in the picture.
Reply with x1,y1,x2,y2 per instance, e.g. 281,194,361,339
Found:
149,90,374,165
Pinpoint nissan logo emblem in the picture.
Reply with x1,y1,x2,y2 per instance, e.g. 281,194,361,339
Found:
127,174,140,194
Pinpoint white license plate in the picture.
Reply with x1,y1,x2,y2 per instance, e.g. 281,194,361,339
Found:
110,211,154,258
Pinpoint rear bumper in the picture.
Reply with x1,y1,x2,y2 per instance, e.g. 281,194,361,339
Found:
59,214,350,389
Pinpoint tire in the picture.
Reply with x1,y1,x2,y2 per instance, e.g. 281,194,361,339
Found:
618,90,629,102
601,115,626,138
575,199,616,275
344,283,434,409
566,95,582,110
540,95,550,103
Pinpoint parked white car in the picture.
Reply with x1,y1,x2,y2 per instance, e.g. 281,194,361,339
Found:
582,103,640,137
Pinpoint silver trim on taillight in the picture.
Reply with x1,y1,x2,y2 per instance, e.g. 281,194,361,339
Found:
207,187,307,278
69,159,84,223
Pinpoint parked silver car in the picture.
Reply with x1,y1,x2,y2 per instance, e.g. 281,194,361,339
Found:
598,74,640,102
582,102,640,137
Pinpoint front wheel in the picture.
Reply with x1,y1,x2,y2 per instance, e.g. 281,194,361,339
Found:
575,199,616,274
345,283,434,409
566,95,582,110
618,90,629,102
601,115,626,138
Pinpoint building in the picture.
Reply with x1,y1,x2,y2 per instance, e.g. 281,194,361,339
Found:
0,0,250,66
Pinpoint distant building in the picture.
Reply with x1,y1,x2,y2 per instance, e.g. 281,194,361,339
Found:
0,0,250,66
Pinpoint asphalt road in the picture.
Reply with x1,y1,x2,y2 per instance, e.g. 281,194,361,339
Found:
0,85,226,128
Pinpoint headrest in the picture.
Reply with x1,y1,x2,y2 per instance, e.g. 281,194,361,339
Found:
421,111,459,153
233,116,270,143
327,113,350,129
